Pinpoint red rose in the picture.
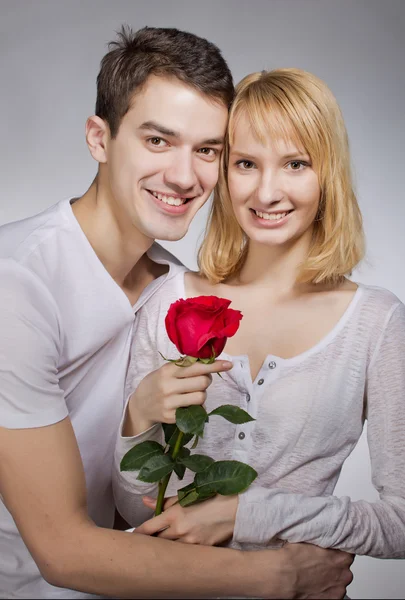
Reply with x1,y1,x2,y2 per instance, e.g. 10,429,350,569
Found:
165,296,243,360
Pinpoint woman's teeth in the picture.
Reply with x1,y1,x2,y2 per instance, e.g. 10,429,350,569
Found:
254,210,289,220
151,191,187,206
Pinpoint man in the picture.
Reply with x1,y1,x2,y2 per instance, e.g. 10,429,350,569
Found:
0,26,353,598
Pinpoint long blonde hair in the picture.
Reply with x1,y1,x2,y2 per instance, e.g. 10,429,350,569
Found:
198,68,365,285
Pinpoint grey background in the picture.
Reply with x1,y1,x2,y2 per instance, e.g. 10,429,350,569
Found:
0,0,404,597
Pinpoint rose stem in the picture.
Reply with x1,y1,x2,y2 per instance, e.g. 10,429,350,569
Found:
155,428,185,516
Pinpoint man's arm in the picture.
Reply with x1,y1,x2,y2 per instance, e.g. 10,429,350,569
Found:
0,417,353,599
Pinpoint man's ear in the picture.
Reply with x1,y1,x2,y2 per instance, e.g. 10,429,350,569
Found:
85,115,110,163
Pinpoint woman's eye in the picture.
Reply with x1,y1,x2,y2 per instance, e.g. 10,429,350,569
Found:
288,160,307,171
236,160,255,170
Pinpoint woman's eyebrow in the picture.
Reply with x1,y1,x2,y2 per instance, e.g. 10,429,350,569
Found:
282,151,310,159
229,149,257,159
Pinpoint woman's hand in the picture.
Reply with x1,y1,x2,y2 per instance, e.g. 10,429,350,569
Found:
134,494,238,546
124,359,233,436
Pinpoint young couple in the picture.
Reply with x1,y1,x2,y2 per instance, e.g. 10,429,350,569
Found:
0,24,402,600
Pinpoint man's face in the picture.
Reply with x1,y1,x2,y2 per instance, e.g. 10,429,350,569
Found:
103,75,229,242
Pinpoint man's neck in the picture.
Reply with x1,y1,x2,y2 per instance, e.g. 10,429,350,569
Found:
72,179,154,290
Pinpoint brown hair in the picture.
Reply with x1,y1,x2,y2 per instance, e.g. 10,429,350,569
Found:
95,25,234,137
198,68,365,286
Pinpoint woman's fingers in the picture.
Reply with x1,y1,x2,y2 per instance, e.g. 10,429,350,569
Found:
142,495,179,510
175,374,213,393
142,496,157,509
135,513,169,536
174,360,233,379
170,391,208,408
156,527,178,540
163,496,179,509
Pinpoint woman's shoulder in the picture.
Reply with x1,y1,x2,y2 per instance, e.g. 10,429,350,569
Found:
352,283,405,350
184,270,219,297
358,282,404,316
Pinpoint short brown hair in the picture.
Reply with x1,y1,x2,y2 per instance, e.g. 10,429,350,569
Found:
95,25,234,137
199,69,365,286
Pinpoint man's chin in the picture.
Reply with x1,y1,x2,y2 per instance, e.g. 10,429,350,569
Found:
155,229,188,242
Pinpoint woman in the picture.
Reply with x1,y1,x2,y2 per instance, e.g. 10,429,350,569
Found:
113,68,405,557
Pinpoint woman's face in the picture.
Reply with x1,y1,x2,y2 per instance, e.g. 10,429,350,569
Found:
227,112,321,250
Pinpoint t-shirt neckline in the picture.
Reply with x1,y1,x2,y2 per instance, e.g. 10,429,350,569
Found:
177,269,364,367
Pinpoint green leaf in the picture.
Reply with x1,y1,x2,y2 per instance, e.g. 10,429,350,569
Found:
179,489,216,507
162,423,193,448
174,462,186,480
195,460,257,496
178,453,215,473
137,454,175,483
176,405,209,437
177,481,196,501
177,481,216,507
209,405,255,424
173,447,191,480
162,423,176,444
191,435,199,449
178,489,201,506
120,441,164,472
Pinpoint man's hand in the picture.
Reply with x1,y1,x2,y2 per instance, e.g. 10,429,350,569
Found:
275,542,354,599
135,494,238,545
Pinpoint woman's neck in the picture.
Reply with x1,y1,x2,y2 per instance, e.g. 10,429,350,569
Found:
232,232,314,298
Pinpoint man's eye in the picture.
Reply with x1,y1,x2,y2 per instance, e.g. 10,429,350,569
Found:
235,160,255,170
198,148,217,157
147,137,167,147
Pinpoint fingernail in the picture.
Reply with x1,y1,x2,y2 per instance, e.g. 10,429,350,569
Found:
222,361,233,368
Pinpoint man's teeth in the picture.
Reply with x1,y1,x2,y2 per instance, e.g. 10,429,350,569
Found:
254,210,289,221
151,191,187,206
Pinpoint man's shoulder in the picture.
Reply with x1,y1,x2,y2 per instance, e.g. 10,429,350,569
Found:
147,242,186,271
0,258,61,330
0,200,67,262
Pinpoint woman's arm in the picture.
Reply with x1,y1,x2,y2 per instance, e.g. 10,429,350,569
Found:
233,302,405,557
113,411,163,527
113,303,232,527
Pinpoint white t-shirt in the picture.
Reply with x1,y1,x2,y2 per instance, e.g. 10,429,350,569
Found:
114,269,405,558
0,199,185,599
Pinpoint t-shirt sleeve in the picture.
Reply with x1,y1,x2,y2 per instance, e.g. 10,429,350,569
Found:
0,259,68,428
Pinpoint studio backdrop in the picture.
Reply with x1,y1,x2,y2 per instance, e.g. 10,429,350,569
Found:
0,1,404,598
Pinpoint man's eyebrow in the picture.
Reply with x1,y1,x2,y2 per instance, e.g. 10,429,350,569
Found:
201,137,224,146
139,121,224,146
138,121,180,138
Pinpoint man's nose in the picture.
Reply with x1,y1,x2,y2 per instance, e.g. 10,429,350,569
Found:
164,153,198,192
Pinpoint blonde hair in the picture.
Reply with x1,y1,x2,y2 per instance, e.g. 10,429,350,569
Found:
198,68,365,285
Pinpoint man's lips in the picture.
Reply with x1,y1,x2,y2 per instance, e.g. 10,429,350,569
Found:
147,189,195,206
146,189,198,215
